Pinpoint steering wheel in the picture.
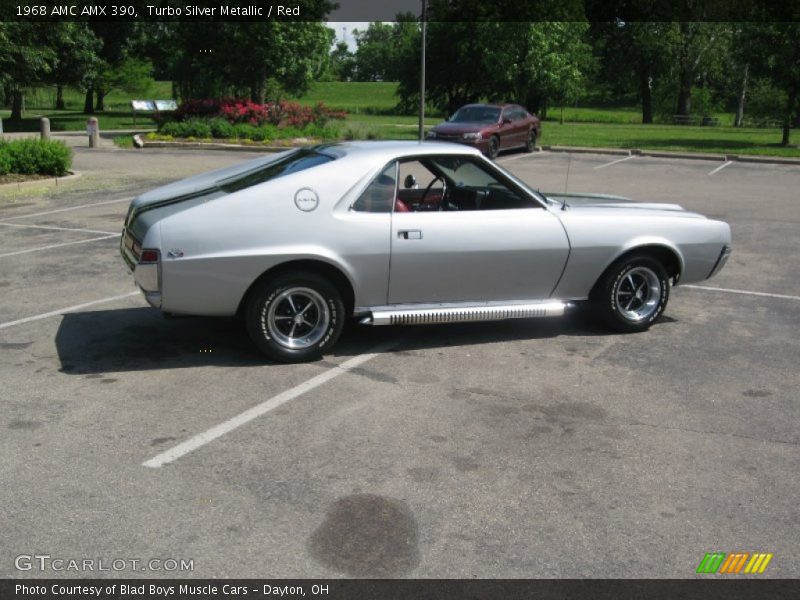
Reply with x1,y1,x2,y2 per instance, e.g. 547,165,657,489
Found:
420,176,447,209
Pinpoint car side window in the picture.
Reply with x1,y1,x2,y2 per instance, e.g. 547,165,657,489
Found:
396,156,539,212
351,162,397,213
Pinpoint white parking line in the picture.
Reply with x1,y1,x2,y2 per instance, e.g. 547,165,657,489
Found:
143,339,402,468
0,233,120,258
594,155,635,170
0,221,117,235
684,284,800,301
708,161,733,176
497,152,546,163
0,292,139,330
1,196,133,221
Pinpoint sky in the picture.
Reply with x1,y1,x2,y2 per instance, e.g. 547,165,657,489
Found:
326,22,371,50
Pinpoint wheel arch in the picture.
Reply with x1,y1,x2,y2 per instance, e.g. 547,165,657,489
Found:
590,243,683,299
237,258,356,318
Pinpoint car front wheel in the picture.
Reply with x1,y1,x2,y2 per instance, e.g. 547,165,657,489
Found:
245,271,345,362
486,135,500,159
525,128,537,152
592,254,670,333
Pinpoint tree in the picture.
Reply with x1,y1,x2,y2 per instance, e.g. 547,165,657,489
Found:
397,19,590,118
165,20,334,102
353,22,394,81
672,22,729,116
329,41,356,81
482,22,591,117
44,23,102,110
739,23,800,146
590,21,676,124
88,22,140,111
0,23,55,121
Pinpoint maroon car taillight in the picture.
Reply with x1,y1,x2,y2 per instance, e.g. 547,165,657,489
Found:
140,249,160,263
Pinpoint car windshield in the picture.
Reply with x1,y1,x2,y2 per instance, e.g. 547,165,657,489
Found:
450,106,501,124
217,148,337,193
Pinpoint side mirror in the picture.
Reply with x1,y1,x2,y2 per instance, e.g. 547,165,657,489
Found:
502,117,512,124
404,174,417,189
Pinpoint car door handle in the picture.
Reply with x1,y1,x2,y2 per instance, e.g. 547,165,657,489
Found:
398,230,423,240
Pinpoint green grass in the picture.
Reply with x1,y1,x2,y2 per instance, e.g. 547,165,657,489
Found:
4,81,797,157
0,82,173,132
544,106,737,126
0,110,157,132
538,122,800,157
112,135,135,148
20,81,173,112
290,81,402,114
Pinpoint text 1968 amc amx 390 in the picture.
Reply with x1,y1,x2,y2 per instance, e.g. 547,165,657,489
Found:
121,141,731,362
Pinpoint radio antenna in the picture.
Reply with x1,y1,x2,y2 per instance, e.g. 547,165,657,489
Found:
562,153,572,210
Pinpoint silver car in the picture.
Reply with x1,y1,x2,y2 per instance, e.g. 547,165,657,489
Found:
121,141,731,362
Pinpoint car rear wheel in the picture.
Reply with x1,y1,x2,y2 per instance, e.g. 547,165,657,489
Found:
525,128,537,152
592,254,670,333
486,135,500,160
245,271,345,362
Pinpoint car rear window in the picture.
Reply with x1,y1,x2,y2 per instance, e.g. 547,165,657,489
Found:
217,148,337,193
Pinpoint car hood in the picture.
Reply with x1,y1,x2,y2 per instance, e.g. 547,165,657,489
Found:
544,192,698,215
433,122,498,135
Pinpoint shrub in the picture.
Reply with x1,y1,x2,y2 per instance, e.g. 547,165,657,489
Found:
160,119,212,139
0,144,12,175
207,118,236,139
0,138,72,176
170,98,347,129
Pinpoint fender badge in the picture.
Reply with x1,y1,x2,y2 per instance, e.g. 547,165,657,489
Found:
167,249,184,258
294,187,319,212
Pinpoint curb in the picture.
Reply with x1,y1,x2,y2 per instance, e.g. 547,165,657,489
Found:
0,170,81,192
140,140,296,153
542,145,800,165
726,154,800,165
542,145,631,156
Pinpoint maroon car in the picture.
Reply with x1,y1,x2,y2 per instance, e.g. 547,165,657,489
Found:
426,103,540,159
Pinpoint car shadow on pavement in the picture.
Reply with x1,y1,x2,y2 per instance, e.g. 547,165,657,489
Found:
54,306,645,374
55,307,263,374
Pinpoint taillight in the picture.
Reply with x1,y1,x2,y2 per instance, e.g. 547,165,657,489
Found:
140,249,160,263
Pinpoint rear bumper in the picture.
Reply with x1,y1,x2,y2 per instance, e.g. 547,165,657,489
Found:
120,227,162,308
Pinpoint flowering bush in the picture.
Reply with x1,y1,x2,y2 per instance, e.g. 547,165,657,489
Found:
173,98,346,129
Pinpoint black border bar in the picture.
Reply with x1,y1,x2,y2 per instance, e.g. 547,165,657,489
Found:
2,0,799,22
2,579,799,600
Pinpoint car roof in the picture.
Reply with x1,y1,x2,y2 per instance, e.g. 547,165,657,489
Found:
459,103,520,110
319,140,484,163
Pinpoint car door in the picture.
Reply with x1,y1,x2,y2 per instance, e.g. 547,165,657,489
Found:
498,107,516,149
388,156,570,304
510,107,529,147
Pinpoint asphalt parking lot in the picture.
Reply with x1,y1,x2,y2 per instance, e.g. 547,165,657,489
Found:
1,144,799,578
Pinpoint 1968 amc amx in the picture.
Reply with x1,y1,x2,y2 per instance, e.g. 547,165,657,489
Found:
121,141,731,362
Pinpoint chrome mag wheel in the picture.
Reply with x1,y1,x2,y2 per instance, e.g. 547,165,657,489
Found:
266,287,330,350
614,266,662,322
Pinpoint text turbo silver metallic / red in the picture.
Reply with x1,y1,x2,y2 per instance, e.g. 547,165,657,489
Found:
120,141,731,363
